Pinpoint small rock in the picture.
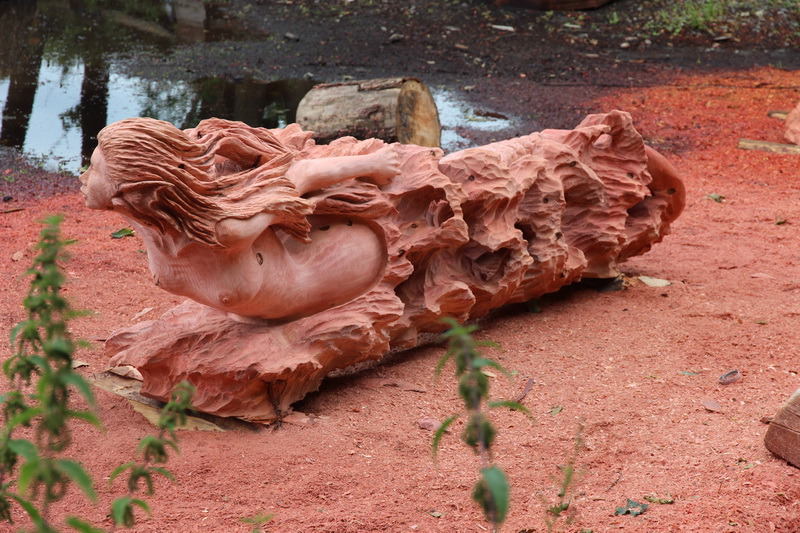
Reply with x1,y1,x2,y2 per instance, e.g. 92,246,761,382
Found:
620,42,631,49
388,33,405,43
2,195,12,202
284,32,300,41
638,275,670,287
11,251,24,262
454,43,469,51
702,400,724,413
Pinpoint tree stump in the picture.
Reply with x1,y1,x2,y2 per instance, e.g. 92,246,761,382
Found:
296,77,441,147
765,388,800,468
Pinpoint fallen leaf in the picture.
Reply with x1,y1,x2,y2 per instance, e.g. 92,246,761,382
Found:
706,193,725,203
513,377,536,402
481,369,498,378
132,307,154,321
71,360,90,369
111,227,135,239
702,400,723,413
549,405,563,415
680,370,699,376
644,494,674,504
417,418,443,432
718,369,742,385
638,275,671,287
429,510,443,518
615,498,648,516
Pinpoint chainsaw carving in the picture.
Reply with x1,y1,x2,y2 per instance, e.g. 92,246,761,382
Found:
81,112,685,422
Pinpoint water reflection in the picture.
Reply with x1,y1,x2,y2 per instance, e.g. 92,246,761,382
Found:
0,0,290,173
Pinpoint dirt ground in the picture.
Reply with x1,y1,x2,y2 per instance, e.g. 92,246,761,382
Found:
2,1,800,532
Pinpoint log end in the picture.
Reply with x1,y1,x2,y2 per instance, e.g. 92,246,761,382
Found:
397,79,441,148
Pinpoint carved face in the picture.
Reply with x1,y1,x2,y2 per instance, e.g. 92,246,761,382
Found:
79,148,116,210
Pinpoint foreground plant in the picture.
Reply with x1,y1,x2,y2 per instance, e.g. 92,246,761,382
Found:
433,318,530,531
0,215,99,531
0,216,192,532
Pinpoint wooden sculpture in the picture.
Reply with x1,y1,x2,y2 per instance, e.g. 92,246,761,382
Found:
80,111,685,422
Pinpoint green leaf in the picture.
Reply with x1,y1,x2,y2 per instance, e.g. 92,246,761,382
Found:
148,465,176,482
488,400,532,417
18,459,41,496
472,466,509,525
680,371,698,376
56,459,97,501
434,351,454,378
110,228,135,239
614,498,648,516
432,415,459,457
66,410,102,428
7,439,40,462
471,358,509,376
66,516,105,532
549,405,564,415
111,497,135,527
8,492,45,527
242,512,275,526
109,462,136,483
60,373,96,407
705,193,725,203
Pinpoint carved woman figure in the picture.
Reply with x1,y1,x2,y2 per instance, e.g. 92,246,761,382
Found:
80,117,400,321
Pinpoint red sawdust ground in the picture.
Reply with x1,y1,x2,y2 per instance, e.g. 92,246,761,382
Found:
1,65,799,532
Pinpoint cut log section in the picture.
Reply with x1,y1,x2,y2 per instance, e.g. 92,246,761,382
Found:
765,388,800,468
296,77,441,147
738,139,800,155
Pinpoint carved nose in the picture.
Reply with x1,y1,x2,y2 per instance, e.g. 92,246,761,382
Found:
78,170,89,185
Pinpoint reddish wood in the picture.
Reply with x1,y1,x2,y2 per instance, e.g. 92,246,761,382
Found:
85,111,684,422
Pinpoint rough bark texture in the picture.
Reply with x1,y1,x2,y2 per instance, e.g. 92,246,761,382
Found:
785,102,800,145
296,77,441,147
765,388,800,468
105,111,684,422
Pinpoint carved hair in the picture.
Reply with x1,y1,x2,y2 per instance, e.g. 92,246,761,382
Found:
97,117,314,246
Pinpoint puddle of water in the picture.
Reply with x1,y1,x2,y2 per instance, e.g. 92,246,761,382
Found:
0,0,285,174
0,0,518,174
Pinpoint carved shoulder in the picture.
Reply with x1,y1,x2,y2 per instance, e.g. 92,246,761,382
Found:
215,212,277,250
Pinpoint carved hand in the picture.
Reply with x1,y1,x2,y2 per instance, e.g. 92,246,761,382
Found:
361,146,400,187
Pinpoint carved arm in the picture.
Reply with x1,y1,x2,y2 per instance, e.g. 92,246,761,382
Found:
287,146,399,195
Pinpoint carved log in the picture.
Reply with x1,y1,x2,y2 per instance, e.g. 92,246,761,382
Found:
296,77,441,147
765,388,800,468
87,111,685,423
